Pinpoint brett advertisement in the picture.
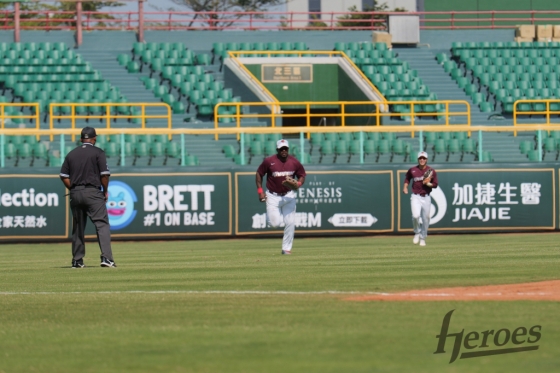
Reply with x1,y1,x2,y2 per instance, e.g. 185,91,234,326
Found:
84,173,232,238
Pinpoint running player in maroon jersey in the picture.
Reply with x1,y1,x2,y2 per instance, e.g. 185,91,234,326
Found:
255,139,306,255
403,151,438,246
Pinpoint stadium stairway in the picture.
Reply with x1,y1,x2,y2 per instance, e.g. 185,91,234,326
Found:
78,49,198,128
479,132,530,163
396,47,532,163
395,47,493,125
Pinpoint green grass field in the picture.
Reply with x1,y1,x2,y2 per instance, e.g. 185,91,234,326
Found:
0,233,559,373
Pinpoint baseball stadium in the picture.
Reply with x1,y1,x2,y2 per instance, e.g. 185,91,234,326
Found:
1,0,560,372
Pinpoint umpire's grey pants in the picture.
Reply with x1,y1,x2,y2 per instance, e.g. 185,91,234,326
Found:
70,187,113,261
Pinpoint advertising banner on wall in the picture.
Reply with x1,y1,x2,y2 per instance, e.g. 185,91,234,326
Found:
235,171,394,235
83,173,233,238
0,175,69,240
397,168,555,232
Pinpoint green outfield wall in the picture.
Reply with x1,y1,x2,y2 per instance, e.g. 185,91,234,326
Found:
0,165,556,242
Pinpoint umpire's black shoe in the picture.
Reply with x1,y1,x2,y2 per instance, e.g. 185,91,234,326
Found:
100,256,117,268
72,259,85,268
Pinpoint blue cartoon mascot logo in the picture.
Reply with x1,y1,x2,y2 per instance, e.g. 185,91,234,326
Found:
106,181,137,230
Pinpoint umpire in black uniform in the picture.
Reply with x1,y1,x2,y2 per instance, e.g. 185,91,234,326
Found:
60,126,116,268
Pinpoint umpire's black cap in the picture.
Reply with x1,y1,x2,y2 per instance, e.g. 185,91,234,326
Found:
81,126,97,139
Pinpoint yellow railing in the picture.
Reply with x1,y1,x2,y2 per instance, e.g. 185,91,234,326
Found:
0,124,557,137
214,100,471,139
49,102,172,141
0,103,40,131
513,99,560,136
229,50,343,58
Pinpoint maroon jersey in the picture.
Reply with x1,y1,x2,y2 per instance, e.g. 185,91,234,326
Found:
404,165,438,196
257,154,306,194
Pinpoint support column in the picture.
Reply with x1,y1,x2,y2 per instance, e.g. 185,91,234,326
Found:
138,0,145,42
76,1,83,47
14,2,20,43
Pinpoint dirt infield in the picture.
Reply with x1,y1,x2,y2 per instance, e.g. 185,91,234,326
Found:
347,280,560,302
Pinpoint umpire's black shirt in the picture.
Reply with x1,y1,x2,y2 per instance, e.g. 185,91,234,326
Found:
60,143,110,189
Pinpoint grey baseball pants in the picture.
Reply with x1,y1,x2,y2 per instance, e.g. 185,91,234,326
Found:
411,193,431,240
70,186,113,261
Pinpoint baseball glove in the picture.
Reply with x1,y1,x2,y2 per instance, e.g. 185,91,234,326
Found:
282,176,299,190
423,169,433,180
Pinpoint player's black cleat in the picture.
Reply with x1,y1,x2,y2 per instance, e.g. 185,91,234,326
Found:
281,250,291,255
72,259,85,268
100,256,117,268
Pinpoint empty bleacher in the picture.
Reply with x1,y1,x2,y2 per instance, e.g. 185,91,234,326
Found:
444,41,560,115
1,30,559,167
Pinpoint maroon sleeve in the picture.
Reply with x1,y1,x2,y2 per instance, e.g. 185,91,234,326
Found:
404,168,412,185
256,160,268,177
294,159,306,179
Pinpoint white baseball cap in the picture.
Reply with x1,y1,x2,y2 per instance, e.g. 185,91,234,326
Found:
417,151,428,159
277,139,290,149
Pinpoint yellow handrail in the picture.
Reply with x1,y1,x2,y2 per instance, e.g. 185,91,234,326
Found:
229,50,343,58
0,103,41,134
214,100,471,139
49,102,172,141
513,99,560,136
0,124,557,137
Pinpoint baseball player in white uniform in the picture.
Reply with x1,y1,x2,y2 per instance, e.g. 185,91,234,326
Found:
403,151,438,246
255,139,306,255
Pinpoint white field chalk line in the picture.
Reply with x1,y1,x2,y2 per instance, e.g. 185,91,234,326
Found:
0,290,388,295
0,290,554,296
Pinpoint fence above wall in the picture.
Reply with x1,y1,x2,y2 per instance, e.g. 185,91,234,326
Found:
1,1,560,44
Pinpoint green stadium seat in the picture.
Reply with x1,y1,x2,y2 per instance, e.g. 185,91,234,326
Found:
196,54,211,65
527,150,540,161
435,53,448,64
222,144,236,158
17,142,32,158
294,42,307,51
431,139,446,161
542,138,557,160
117,54,130,66
164,142,180,165
226,42,239,51
181,154,197,166
132,42,145,58
249,141,264,163
127,61,140,73
319,140,334,163
149,142,165,165
390,139,405,161
280,42,293,51
334,42,345,51
519,140,533,155
133,142,150,166
479,102,494,113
